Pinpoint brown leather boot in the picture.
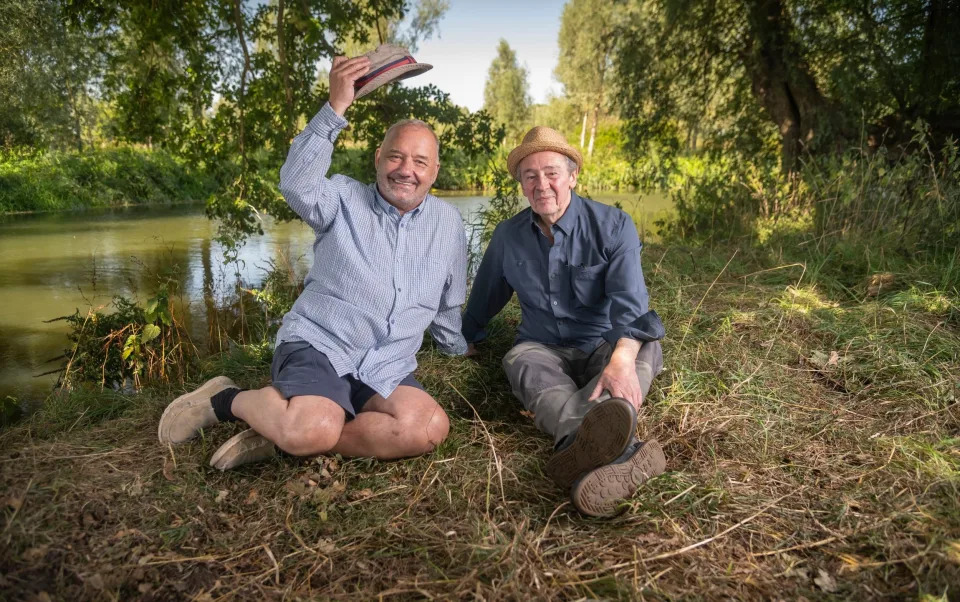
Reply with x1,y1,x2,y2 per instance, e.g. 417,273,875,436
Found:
570,439,666,517
544,397,636,488
157,376,237,444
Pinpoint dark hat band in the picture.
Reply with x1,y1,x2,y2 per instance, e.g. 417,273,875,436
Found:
354,56,417,91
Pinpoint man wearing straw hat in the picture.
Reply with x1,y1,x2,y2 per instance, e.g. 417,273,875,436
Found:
463,126,667,517
158,45,469,469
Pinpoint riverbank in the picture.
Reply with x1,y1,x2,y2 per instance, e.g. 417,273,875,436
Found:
1,239,957,599
0,147,217,214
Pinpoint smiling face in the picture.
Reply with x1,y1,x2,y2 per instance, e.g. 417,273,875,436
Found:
517,150,578,224
374,124,440,213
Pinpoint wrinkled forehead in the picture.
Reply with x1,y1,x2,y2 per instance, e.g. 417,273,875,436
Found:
518,150,571,175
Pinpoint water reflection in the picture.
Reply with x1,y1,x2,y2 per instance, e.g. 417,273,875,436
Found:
0,192,670,403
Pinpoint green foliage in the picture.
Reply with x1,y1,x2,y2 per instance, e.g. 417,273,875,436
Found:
612,0,960,171
61,286,191,391
474,164,523,247
0,147,216,213
0,0,104,149
244,251,306,335
483,40,531,144
655,129,960,288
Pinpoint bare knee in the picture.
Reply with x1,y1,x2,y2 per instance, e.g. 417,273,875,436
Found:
398,404,449,456
274,397,344,456
276,422,340,456
424,405,450,450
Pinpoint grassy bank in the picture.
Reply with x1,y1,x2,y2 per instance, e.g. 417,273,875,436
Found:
0,147,217,214
1,239,957,599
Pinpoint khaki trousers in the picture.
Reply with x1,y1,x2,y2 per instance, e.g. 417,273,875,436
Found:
502,340,663,445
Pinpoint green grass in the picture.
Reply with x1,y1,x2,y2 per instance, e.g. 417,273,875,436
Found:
1,242,958,599
0,147,217,213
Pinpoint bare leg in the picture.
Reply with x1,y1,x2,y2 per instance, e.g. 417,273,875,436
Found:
331,385,450,459
231,386,346,456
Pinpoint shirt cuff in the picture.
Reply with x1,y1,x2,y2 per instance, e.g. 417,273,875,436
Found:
306,102,349,141
602,310,666,346
438,334,469,356
461,312,487,344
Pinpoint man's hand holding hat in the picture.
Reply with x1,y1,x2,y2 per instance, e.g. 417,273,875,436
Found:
329,56,371,116
328,44,433,116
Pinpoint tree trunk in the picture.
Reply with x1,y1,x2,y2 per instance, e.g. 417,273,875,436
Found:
277,0,295,149
579,111,587,148
743,0,834,172
231,0,251,177
587,102,600,157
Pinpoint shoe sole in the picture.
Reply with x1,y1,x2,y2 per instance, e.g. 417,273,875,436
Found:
570,439,666,517
209,428,276,471
157,376,236,443
544,397,637,488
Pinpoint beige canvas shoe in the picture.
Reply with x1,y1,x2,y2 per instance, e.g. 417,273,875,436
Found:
544,397,637,488
157,376,237,443
209,428,277,471
570,439,666,518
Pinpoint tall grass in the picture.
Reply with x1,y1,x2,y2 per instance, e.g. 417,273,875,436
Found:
657,131,960,291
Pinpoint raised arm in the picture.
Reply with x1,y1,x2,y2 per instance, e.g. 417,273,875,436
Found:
278,56,370,230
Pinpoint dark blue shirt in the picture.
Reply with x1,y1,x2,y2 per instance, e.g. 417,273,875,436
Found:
462,192,664,352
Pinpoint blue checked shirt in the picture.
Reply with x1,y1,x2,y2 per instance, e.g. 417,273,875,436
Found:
462,191,664,352
275,102,468,398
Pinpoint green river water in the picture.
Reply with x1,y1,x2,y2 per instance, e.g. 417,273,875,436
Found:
0,192,671,405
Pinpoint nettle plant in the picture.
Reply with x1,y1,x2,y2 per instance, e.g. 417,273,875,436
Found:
62,285,190,391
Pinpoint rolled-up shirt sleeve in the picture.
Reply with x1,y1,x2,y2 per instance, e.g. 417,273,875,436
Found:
429,225,469,355
462,223,514,344
278,102,348,231
601,217,665,345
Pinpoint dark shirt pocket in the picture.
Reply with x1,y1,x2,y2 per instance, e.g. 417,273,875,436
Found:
504,258,544,309
571,263,607,308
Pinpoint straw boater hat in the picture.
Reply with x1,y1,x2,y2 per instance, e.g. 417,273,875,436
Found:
507,126,584,180
353,44,433,99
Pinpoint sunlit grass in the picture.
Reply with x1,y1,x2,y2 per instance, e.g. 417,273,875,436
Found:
1,241,958,598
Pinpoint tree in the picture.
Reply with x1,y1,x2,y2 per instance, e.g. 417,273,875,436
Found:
0,0,105,149
483,39,531,144
613,0,960,171
555,0,620,156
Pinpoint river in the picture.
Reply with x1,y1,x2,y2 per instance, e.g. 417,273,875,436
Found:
0,191,671,404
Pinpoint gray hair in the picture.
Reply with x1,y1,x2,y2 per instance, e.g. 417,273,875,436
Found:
514,155,579,181
382,119,439,156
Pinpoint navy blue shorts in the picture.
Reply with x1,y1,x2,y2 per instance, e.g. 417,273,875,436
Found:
270,340,424,418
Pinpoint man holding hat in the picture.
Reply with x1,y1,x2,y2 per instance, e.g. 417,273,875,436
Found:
158,45,468,469
462,126,667,517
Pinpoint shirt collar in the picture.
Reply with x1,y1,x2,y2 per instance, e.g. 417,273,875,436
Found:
527,190,581,234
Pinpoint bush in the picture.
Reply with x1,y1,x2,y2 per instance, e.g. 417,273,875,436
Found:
0,146,217,213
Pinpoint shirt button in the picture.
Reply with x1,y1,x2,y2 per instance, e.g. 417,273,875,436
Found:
552,300,558,306
391,319,396,325
516,261,523,266
550,273,557,279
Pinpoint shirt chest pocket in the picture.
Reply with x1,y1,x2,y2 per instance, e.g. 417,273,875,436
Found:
413,258,448,311
504,258,545,310
571,263,607,308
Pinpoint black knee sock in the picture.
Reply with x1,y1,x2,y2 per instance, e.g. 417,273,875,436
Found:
211,388,243,422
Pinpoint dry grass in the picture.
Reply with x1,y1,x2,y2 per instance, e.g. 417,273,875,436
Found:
1,243,958,600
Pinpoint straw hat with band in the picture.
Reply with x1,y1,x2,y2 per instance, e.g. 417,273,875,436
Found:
353,44,432,99
507,126,584,181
